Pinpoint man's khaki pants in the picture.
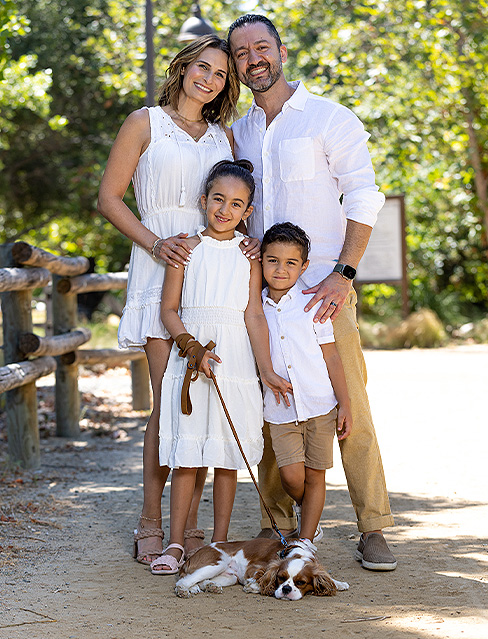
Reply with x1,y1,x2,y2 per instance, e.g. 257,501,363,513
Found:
258,289,394,533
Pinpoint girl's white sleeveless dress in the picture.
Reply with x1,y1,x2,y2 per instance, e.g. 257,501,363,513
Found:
159,230,264,470
118,106,233,350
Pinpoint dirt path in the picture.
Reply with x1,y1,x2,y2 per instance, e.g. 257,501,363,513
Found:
1,346,487,639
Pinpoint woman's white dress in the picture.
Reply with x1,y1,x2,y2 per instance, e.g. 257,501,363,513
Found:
118,106,233,350
159,230,264,470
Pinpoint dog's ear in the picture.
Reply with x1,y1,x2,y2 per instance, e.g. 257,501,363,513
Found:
312,569,337,597
258,559,281,597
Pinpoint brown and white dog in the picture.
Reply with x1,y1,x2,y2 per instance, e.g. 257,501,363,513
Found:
175,538,349,600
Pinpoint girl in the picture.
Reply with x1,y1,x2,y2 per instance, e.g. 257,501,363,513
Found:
150,160,292,574
98,35,260,568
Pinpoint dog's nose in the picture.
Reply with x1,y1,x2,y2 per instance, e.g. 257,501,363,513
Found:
282,585,292,595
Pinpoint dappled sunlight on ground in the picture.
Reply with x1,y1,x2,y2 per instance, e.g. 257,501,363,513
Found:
1,349,487,638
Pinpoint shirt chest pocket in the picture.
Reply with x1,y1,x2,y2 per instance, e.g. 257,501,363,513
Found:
279,137,315,182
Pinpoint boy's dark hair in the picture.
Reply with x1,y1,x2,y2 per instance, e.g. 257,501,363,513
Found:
204,159,255,206
261,222,310,262
228,14,282,49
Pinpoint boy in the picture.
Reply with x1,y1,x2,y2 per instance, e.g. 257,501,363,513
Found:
261,222,352,543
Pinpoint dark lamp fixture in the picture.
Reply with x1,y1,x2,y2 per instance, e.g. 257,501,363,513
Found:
178,2,215,42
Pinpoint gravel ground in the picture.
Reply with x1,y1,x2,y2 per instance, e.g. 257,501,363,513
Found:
1,345,487,639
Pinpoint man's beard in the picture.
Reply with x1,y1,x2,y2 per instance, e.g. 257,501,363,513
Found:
241,59,282,93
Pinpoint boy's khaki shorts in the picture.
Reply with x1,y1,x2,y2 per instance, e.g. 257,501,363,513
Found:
267,407,338,471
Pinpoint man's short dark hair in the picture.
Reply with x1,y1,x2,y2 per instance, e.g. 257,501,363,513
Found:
261,222,310,263
228,14,282,49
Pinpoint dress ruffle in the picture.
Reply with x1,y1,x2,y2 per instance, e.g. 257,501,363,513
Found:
159,374,263,469
118,297,170,350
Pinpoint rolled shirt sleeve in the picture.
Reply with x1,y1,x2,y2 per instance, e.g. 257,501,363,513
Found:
314,316,335,345
323,105,385,228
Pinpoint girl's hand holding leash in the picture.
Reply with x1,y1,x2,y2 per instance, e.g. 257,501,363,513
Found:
336,404,352,441
260,370,293,407
152,233,192,268
192,347,221,379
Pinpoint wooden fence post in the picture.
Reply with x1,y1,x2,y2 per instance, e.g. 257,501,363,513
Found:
0,244,40,468
52,274,80,437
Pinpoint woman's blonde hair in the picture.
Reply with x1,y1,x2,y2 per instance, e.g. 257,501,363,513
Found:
158,34,239,126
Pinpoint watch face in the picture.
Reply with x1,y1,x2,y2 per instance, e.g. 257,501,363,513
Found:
342,264,356,280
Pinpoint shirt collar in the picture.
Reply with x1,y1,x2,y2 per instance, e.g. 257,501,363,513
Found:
262,282,301,307
283,81,308,112
249,81,308,118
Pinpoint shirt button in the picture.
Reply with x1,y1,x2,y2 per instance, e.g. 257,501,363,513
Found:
287,365,292,369
265,204,271,210
277,308,281,312
281,336,285,339
264,177,270,183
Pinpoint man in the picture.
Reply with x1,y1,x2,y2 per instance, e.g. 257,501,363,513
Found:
228,14,396,571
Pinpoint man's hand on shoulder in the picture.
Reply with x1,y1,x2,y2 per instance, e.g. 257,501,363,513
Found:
302,272,352,322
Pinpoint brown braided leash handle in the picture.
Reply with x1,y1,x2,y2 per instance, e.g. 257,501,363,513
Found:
175,333,216,415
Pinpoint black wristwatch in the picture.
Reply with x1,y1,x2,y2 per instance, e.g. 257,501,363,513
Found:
333,263,357,281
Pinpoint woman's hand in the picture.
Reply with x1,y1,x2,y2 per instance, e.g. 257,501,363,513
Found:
261,371,293,406
154,233,192,268
239,236,261,261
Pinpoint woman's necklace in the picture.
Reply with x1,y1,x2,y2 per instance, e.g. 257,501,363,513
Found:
173,109,206,141
175,109,204,124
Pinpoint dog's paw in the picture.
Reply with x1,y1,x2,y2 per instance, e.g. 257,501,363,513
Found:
202,581,223,594
243,578,260,594
175,584,201,598
332,578,349,591
175,585,191,598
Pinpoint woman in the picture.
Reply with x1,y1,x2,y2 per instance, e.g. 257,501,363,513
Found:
98,35,251,571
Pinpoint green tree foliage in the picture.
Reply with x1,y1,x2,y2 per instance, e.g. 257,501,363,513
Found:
0,0,243,271
261,0,488,320
1,0,486,322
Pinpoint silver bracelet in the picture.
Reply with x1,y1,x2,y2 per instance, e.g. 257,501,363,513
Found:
151,238,163,258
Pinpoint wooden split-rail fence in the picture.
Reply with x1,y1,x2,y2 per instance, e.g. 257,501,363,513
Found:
0,242,150,469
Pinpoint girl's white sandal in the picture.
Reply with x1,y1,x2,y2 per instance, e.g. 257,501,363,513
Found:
150,543,185,575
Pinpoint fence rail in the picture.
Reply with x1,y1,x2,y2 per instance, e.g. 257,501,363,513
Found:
0,242,150,469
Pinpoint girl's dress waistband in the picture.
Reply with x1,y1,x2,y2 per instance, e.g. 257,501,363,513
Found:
181,307,245,327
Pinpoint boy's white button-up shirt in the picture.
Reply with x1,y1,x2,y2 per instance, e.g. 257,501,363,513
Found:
233,81,385,287
262,282,337,425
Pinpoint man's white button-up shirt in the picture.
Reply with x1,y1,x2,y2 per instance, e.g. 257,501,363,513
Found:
262,283,337,425
233,81,385,287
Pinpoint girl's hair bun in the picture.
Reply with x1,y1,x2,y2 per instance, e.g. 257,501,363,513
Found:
234,159,254,173
204,159,256,204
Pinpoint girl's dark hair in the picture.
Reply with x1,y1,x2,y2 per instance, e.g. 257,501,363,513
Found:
228,14,282,49
204,159,255,206
261,222,310,262
158,34,239,125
